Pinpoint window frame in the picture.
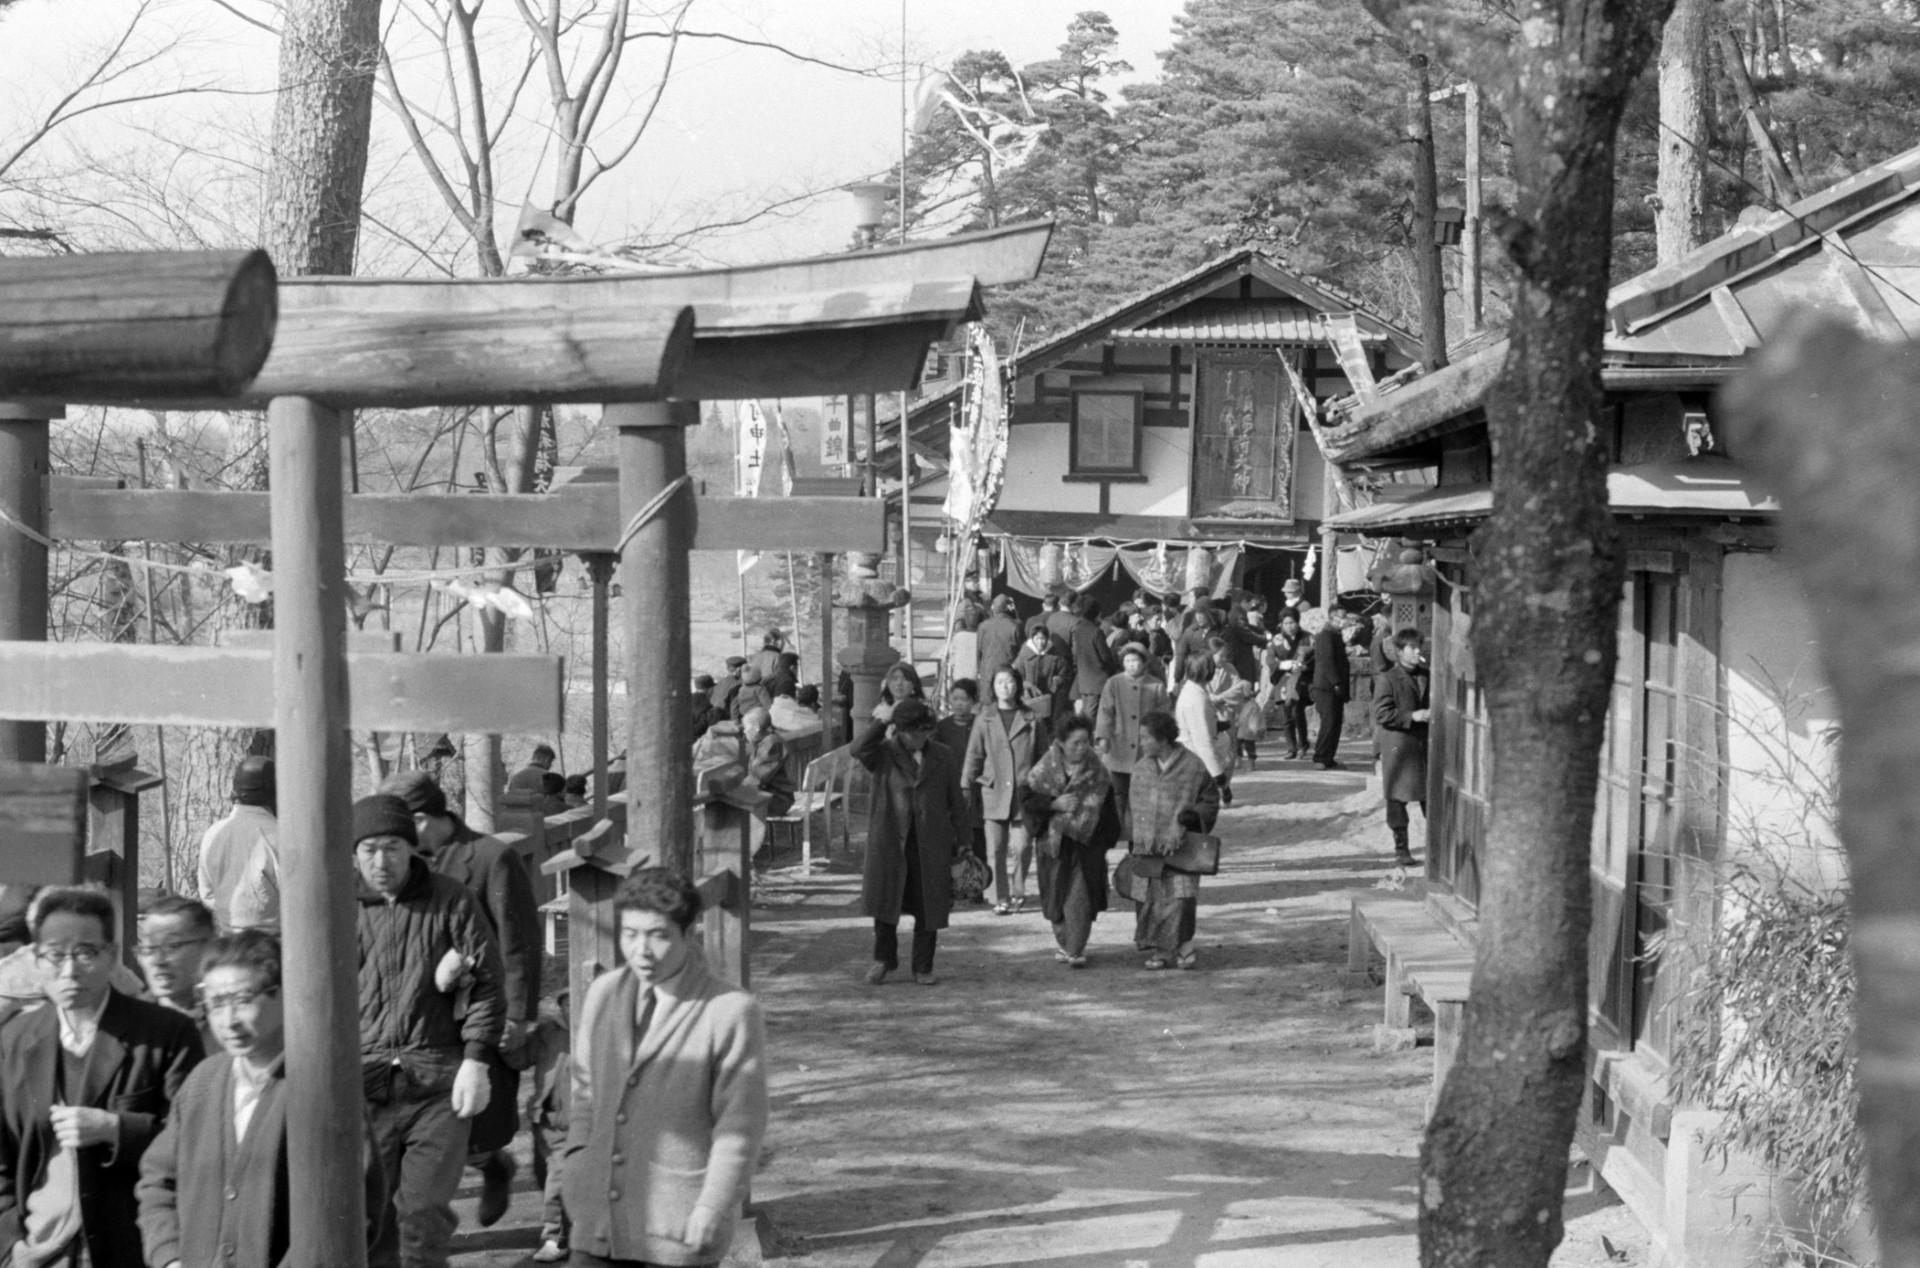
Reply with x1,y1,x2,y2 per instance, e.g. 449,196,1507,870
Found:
1068,386,1145,477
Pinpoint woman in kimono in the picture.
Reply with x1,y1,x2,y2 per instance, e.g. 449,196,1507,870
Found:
1023,716,1120,968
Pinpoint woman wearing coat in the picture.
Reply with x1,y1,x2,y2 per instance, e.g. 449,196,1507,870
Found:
1023,716,1120,968
1174,651,1230,805
1123,712,1221,971
1094,644,1171,820
1265,612,1311,759
963,667,1050,915
855,698,972,985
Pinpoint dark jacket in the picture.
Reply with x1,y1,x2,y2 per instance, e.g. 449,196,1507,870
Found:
1372,662,1431,803
1012,644,1071,720
0,990,203,1268
854,721,971,929
1222,614,1267,683
135,1055,393,1268
357,858,505,1092
428,822,543,1025
1311,625,1351,700
1068,617,1119,702
974,614,1022,689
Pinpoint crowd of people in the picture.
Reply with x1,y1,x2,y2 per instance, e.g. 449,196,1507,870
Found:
0,753,766,1268
840,579,1435,980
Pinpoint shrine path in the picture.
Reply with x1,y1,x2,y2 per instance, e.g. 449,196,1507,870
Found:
450,740,1649,1268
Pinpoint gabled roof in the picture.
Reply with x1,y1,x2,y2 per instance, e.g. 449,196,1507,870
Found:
1014,247,1421,375
1324,142,1920,464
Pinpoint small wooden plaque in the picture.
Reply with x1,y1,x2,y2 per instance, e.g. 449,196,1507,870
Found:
0,763,88,886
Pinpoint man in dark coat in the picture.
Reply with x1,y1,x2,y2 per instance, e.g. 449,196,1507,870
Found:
1222,591,1268,684
1372,630,1431,866
854,699,971,985
710,657,747,714
974,595,1022,690
1311,610,1354,769
746,628,786,680
1042,587,1078,650
691,674,725,738
763,651,802,701
379,770,543,1229
136,930,394,1268
353,794,506,1268
0,887,203,1268
1067,596,1120,716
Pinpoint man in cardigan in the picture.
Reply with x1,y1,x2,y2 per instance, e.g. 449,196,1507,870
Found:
564,868,767,1268
135,930,394,1268
0,886,203,1268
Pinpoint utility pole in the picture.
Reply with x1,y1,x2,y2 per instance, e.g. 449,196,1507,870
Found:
1430,81,1485,334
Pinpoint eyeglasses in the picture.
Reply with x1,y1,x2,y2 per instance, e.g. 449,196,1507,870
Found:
135,937,209,958
200,987,278,1014
34,943,106,968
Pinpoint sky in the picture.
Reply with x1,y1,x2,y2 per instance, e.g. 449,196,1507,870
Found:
0,0,1187,268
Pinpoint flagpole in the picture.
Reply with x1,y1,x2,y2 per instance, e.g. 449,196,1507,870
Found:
734,404,749,656
899,0,915,668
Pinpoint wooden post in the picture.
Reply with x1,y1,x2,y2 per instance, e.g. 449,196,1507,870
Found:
585,552,616,821
612,402,696,876
696,803,752,988
268,396,366,1268
0,404,55,764
817,553,836,745
1463,82,1484,334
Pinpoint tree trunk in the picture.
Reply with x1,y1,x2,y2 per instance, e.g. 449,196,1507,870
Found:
1722,319,1920,1267
1408,54,1448,371
1657,0,1711,264
260,0,381,278
1417,0,1670,1261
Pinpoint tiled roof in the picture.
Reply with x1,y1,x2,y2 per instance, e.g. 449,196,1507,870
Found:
1325,459,1780,532
1119,300,1389,346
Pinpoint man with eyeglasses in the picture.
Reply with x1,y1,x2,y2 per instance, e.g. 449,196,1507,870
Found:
0,886,203,1268
136,930,395,1268
134,894,217,1054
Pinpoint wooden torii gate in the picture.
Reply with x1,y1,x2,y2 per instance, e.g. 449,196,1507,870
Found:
0,221,1050,1268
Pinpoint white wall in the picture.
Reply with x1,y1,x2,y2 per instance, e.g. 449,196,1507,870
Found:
996,424,1102,514
1111,425,1190,517
1720,552,1842,889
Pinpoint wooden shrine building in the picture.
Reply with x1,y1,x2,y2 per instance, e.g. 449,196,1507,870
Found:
1317,149,1920,1265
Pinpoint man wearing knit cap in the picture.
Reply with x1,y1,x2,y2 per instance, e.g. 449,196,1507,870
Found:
379,769,542,1229
197,756,280,932
352,793,505,1268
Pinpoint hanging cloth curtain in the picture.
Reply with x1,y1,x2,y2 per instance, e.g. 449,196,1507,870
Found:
1113,543,1244,598
1000,538,1120,598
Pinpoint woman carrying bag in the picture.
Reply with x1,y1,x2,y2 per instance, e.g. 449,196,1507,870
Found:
1122,711,1221,971
962,667,1050,915
1022,716,1120,968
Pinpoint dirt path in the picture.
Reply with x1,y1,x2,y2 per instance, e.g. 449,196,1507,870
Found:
453,741,1649,1267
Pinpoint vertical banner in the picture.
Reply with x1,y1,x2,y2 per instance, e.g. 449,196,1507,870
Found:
774,402,797,496
821,396,851,475
736,400,769,574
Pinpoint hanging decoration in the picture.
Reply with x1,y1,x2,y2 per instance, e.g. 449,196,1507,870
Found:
735,399,769,574
940,321,1013,634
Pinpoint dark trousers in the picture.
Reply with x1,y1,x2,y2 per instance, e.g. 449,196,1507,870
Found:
1387,799,1425,850
874,920,937,974
368,1071,472,1268
570,1253,716,1268
1109,769,1132,825
1311,690,1345,764
1281,699,1310,753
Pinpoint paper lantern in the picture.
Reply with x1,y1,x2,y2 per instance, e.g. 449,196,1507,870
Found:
1039,541,1065,587
1185,546,1214,594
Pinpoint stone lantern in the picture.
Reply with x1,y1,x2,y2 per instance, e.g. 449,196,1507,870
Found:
1368,539,1438,636
836,579,909,727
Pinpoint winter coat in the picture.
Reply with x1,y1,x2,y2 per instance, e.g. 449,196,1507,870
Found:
1222,614,1267,683
1372,663,1431,804
563,956,767,1268
0,990,203,1268
196,804,280,933
135,1056,392,1268
961,706,1049,822
357,857,505,1094
1174,680,1225,779
1311,625,1351,700
428,822,543,1025
974,614,1022,689
1095,672,1171,774
1068,617,1119,702
854,721,970,929
1012,645,1071,720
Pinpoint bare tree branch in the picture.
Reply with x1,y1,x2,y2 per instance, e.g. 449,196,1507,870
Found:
623,27,891,78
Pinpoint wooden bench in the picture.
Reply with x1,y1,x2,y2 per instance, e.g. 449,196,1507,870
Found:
1348,891,1476,1116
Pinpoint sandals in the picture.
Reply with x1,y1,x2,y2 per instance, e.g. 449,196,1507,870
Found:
1142,956,1171,971
1067,955,1088,969
1175,950,1199,971
1010,895,1028,913
993,902,1013,916
1054,948,1072,964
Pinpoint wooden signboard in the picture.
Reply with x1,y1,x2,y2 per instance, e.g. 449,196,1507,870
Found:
0,761,87,886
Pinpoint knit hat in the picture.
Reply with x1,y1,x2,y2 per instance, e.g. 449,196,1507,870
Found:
378,769,449,819
352,794,417,847
231,756,275,806
693,673,715,690
1120,642,1149,661
891,698,936,732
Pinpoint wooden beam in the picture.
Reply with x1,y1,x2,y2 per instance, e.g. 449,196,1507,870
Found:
1708,285,1763,350
0,643,564,732
51,486,887,553
60,227,1058,409
0,250,277,399
0,762,87,886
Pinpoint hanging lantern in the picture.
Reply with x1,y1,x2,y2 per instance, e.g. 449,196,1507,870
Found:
1039,541,1065,587
1185,546,1215,595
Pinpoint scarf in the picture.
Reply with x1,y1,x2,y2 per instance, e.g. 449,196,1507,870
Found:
1027,744,1111,856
